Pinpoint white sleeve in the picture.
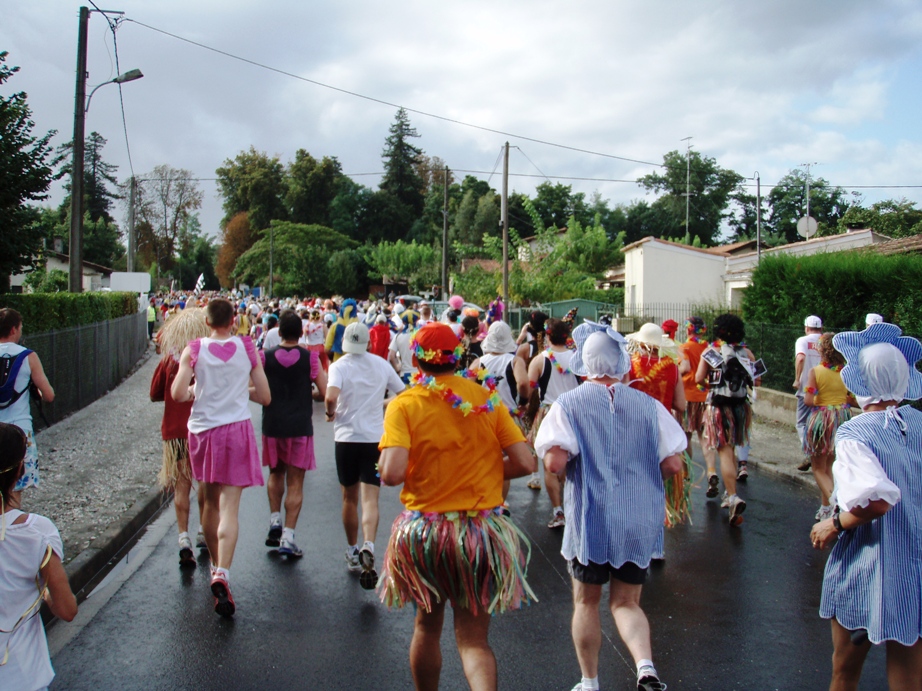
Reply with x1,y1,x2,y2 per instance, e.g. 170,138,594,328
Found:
534,403,580,459
386,362,406,394
655,400,688,460
832,439,901,512
389,334,400,353
327,361,343,390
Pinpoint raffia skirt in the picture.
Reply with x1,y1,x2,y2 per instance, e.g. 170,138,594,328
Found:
804,405,853,456
704,398,752,449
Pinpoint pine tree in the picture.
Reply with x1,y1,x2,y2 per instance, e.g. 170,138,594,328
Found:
380,108,425,217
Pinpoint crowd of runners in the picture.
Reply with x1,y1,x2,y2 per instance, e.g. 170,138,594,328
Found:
1,291,921,691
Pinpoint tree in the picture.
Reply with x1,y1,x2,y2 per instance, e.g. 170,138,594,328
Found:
285,150,345,227
329,177,373,241
0,52,56,291
837,198,922,238
216,212,252,288
726,189,766,241
215,146,287,232
766,169,852,243
380,108,425,217
367,240,440,294
172,215,218,291
133,165,203,275
54,131,120,224
532,182,589,232
638,150,744,245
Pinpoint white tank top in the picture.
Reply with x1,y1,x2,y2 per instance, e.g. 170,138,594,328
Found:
187,336,255,434
542,348,579,405
479,352,517,411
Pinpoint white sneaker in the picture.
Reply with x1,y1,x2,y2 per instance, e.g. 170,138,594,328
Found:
815,505,833,522
345,547,361,572
720,491,731,509
728,494,747,526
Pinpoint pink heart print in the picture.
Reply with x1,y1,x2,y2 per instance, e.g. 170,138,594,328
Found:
275,348,301,368
207,340,237,363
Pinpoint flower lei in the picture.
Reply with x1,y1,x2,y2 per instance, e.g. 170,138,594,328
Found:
822,363,842,372
545,349,572,375
410,335,464,365
410,368,501,416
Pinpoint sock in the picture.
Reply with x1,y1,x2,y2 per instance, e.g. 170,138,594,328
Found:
348,544,358,554
362,541,375,554
215,566,230,580
637,659,657,679
178,531,189,543
270,512,281,525
580,677,599,690
282,527,295,543
552,505,563,514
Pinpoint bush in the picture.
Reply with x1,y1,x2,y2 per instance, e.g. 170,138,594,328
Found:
744,252,922,329
0,292,139,333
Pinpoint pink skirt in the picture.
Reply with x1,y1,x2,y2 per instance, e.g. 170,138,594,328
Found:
189,420,264,487
262,436,316,471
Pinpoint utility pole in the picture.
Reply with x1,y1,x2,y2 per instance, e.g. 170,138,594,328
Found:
754,171,762,263
441,166,449,299
803,162,815,221
681,136,693,242
268,225,274,299
68,6,89,292
127,176,136,272
501,142,509,322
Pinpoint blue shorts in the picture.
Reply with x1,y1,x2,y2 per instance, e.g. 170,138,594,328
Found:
14,428,39,491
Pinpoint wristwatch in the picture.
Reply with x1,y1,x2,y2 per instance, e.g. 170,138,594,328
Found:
832,506,847,533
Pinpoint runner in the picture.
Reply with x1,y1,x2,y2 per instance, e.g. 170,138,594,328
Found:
535,322,685,691
678,317,718,497
325,322,405,589
171,298,271,617
261,310,327,559
377,322,537,690
325,298,359,363
793,316,824,471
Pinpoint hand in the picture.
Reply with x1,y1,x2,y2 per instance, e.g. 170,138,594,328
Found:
792,380,800,389
810,519,838,550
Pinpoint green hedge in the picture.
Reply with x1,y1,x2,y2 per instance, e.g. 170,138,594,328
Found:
744,252,922,331
0,292,140,333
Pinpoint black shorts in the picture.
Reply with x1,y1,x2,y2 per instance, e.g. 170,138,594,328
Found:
334,442,381,487
568,558,648,585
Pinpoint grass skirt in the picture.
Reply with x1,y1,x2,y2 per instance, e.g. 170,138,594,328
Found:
378,508,538,615
158,438,192,490
804,405,853,456
704,400,751,449
684,401,707,434
664,450,693,528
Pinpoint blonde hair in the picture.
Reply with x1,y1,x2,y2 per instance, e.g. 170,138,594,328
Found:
158,308,209,360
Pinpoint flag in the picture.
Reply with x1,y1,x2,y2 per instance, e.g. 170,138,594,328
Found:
194,273,205,294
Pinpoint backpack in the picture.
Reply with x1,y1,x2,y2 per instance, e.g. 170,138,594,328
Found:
708,345,753,400
0,349,32,409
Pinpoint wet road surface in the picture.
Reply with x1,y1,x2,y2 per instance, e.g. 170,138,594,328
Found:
48,403,889,690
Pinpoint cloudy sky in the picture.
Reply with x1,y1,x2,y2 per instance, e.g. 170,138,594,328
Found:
6,0,922,239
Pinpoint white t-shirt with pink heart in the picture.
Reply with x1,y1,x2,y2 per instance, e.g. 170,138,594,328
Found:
187,335,258,435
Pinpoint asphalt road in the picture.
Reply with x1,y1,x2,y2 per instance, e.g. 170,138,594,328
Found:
47,402,889,690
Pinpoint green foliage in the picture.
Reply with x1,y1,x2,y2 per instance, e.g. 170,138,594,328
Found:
837,198,922,238
23,268,69,293
532,182,589,231
233,221,358,296
215,146,287,232
0,52,56,292
743,252,922,329
380,108,425,217
285,150,345,227
367,240,440,294
0,291,139,333
766,170,853,243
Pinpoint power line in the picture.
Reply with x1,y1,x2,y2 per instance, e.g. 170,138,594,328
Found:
124,17,663,169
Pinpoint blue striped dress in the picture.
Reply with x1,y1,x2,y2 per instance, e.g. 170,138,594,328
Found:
820,406,922,645
556,383,664,569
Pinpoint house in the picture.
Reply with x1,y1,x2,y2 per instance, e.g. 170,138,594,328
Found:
517,229,567,261
9,251,114,293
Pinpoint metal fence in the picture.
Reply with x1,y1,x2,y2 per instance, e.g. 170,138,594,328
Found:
22,311,149,428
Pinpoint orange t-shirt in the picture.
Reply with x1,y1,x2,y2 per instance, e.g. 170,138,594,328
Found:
380,375,525,512
680,339,708,403
629,354,678,410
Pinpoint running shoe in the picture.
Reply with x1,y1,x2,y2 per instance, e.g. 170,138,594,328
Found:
278,538,303,558
737,462,749,482
345,547,362,572
728,494,747,527
706,473,720,498
815,505,833,522
210,572,236,618
547,509,566,529
797,458,812,472
720,491,731,509
266,520,283,547
359,548,378,590
526,473,542,491
638,672,668,690
195,530,208,552
178,535,196,568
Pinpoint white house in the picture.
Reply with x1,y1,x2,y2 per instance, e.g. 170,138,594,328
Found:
9,251,113,293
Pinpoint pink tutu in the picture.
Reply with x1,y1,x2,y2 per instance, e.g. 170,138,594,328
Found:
262,436,316,471
189,420,263,487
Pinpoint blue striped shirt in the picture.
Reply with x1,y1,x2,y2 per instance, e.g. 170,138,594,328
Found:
820,406,922,645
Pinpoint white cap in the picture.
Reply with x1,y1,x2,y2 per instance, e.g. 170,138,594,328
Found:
865,313,884,326
342,322,369,354
804,315,822,329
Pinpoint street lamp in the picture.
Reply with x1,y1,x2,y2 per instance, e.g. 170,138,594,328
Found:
68,5,143,292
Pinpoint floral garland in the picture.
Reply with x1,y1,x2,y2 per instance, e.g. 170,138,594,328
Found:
822,363,842,372
410,335,464,365
631,354,675,386
410,369,501,416
545,349,572,375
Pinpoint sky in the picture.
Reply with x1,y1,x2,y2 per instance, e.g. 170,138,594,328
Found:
5,0,922,241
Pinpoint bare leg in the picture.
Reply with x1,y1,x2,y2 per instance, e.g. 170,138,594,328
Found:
718,444,737,496
571,579,603,679
267,465,285,514
885,637,922,691
698,430,717,475
284,466,306,529
341,483,360,546
200,482,221,561
829,618,870,691
174,473,192,534
454,605,497,691
214,485,244,569
609,580,652,664
410,601,446,691
812,453,834,506
545,470,563,508
359,482,380,544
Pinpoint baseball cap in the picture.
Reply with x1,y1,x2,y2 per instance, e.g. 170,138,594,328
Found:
342,322,370,354
804,315,822,328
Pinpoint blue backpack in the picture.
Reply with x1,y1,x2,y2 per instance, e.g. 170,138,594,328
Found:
0,349,32,409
